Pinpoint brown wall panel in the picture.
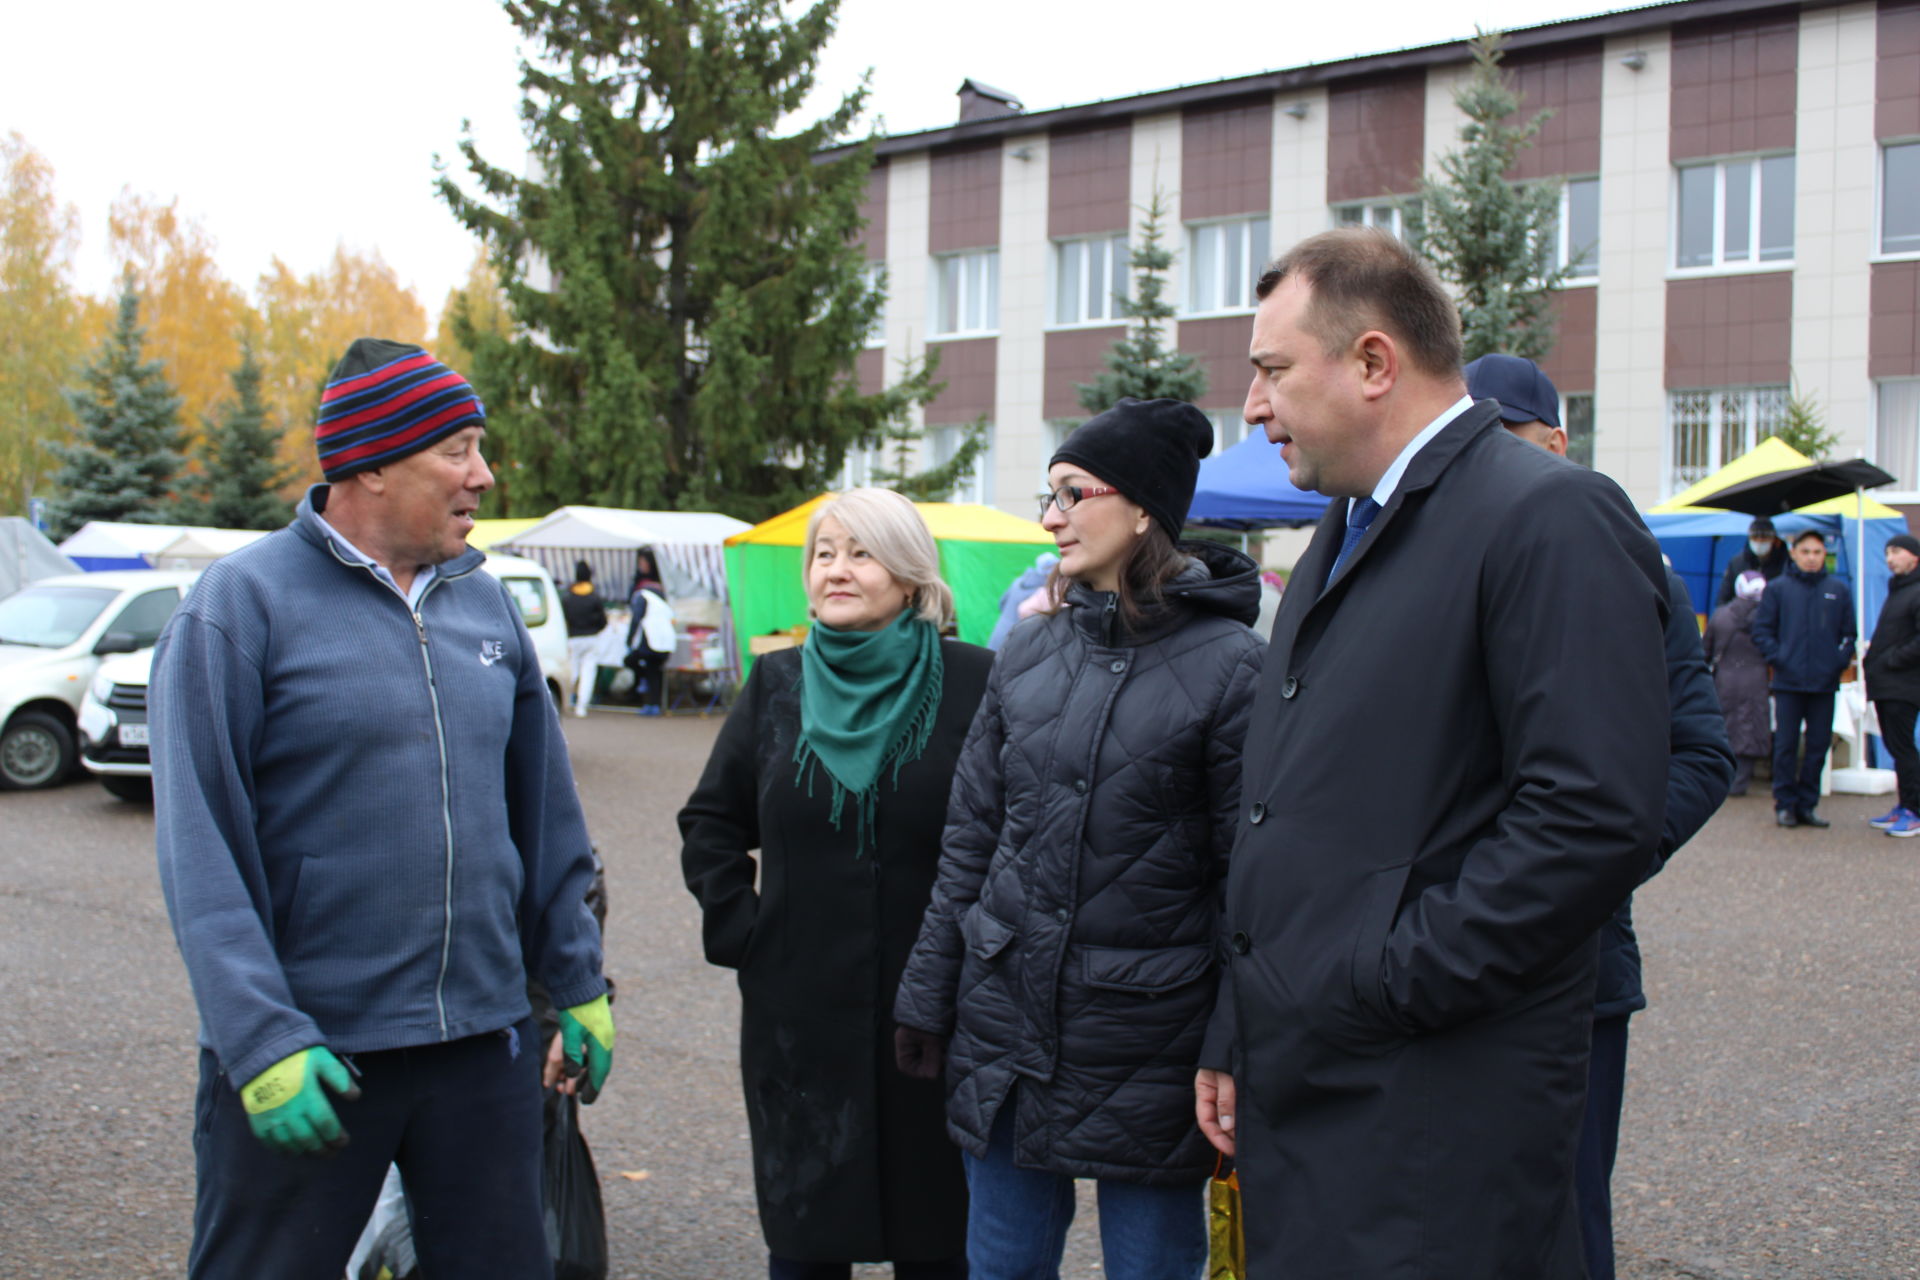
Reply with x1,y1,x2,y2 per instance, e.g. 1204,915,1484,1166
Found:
1669,12,1798,162
1665,274,1794,387
1182,97,1274,221
1178,315,1256,410
1870,261,1920,379
855,347,886,397
1881,1,1920,140
1050,123,1132,239
925,338,998,424
1505,44,1605,179
1540,288,1598,394
857,164,888,257
930,143,1002,254
1327,73,1426,203
1043,326,1127,419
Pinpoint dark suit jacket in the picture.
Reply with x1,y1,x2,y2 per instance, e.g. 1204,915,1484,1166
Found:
1208,400,1672,1278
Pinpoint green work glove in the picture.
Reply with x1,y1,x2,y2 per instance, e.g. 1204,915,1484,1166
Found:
558,994,615,1101
240,1046,360,1156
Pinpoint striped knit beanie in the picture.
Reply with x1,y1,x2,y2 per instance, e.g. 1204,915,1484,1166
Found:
315,339,486,481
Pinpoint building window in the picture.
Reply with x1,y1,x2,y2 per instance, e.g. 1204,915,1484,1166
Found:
835,444,884,491
1333,200,1419,242
1882,142,1920,257
933,423,993,504
1187,216,1269,315
1668,386,1789,493
1557,178,1600,281
1204,409,1251,458
931,249,999,337
862,262,887,347
1876,380,1920,491
1052,234,1128,326
1563,393,1595,468
1674,155,1795,270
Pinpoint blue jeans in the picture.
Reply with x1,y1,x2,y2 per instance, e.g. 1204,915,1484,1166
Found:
963,1103,1206,1280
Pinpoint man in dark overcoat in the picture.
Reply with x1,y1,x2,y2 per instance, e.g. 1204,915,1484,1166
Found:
1193,229,1673,1278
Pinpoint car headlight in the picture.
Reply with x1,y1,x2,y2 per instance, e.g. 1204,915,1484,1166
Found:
90,668,116,705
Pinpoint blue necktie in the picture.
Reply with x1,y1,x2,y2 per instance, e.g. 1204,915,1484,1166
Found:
1327,497,1381,586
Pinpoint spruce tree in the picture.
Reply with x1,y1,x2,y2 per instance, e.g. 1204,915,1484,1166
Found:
1077,189,1207,414
176,342,295,529
856,350,989,502
1772,385,1838,461
43,283,184,538
1416,29,1572,362
437,0,936,520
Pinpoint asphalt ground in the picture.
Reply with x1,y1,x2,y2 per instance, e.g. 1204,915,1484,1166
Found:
1,710,1915,1278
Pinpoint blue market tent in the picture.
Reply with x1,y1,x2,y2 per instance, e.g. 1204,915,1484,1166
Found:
1187,431,1332,529
1645,505,1904,627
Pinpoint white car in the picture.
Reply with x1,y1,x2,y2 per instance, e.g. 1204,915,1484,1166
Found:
70,554,571,803
0,569,198,790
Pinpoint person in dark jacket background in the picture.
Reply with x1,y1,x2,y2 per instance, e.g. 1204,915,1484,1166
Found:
1717,516,1788,605
562,561,609,718
1863,534,1920,836
680,489,991,1280
1202,232,1670,1279
894,398,1263,1280
1466,353,1734,1280
1705,571,1774,795
1752,528,1856,828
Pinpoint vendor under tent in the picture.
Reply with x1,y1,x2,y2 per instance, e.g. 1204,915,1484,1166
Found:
725,495,1054,668
58,521,196,571
150,527,270,571
0,517,78,595
1186,430,1332,529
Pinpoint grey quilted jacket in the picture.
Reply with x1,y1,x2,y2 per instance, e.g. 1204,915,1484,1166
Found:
893,542,1264,1184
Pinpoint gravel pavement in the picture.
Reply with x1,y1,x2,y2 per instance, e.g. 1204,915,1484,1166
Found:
1,710,1915,1278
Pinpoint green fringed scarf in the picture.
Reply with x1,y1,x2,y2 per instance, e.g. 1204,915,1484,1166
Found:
794,608,944,855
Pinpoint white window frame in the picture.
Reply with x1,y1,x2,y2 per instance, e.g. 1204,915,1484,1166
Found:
1184,216,1270,317
929,249,1000,338
1665,386,1790,496
861,261,888,348
1050,234,1129,328
932,422,993,504
834,443,886,491
1562,392,1595,468
1331,199,1419,242
1556,177,1600,284
1872,378,1920,500
1876,139,1920,262
1670,154,1796,275
1203,409,1251,459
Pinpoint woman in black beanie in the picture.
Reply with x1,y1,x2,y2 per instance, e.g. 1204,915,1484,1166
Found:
893,398,1266,1280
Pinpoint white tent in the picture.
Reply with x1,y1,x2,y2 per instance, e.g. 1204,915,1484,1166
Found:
496,506,750,603
0,517,78,595
59,521,198,571
150,528,272,571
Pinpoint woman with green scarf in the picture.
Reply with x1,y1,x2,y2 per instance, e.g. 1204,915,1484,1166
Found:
679,488,993,1280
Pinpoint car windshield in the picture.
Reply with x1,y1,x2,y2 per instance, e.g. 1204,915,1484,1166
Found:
0,585,118,648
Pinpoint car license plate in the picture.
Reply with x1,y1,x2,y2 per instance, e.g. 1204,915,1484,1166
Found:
119,723,149,747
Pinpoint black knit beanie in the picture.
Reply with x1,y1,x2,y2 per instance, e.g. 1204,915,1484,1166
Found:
1050,398,1214,540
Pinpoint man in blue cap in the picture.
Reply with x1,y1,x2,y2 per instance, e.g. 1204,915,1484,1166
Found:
1465,353,1733,1280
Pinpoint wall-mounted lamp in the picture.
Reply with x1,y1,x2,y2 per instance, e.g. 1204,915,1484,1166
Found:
1619,50,1648,71
1283,101,1310,120
1010,145,1035,162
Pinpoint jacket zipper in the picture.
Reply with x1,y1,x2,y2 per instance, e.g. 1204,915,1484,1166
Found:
411,582,457,1041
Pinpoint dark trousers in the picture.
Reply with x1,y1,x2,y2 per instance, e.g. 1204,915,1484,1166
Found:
188,1019,548,1280
1574,1014,1631,1280
1875,699,1920,812
1770,689,1835,813
770,1257,967,1280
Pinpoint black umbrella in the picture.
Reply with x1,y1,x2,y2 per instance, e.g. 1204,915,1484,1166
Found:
1689,457,1896,516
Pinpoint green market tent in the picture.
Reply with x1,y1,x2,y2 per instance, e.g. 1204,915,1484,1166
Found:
725,495,1054,668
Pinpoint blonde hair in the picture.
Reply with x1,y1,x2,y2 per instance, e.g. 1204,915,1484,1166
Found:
804,488,956,629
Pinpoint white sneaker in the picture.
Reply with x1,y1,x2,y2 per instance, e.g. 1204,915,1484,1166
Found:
573,707,589,719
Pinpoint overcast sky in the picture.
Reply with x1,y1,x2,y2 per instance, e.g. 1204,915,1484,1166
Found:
1,0,1636,322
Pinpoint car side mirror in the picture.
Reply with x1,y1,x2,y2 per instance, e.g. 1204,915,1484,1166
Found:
93,632,142,656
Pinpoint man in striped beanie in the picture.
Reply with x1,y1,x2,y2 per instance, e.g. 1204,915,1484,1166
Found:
152,337,612,1276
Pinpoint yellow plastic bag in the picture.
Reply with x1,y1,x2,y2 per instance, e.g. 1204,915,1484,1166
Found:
1208,1154,1245,1280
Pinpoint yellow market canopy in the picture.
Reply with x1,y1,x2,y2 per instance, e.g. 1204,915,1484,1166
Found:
1650,438,1901,518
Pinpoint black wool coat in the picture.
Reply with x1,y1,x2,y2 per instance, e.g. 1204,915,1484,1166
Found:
1865,569,1920,706
894,544,1264,1186
1208,402,1672,1278
678,640,992,1263
1704,595,1772,757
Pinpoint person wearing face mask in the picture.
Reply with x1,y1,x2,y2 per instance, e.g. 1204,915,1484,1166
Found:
893,397,1264,1280
1718,516,1788,606
678,489,991,1280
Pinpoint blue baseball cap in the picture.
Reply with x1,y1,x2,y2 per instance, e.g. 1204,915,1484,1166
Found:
1464,354,1561,429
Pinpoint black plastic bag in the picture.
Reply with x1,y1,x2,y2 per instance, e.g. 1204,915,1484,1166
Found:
543,1093,609,1280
